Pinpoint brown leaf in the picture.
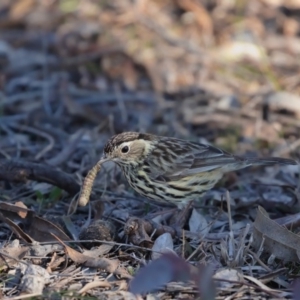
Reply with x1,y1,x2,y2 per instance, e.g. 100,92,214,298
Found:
52,234,132,279
177,0,213,34
10,0,35,20
0,202,71,243
14,201,28,218
0,245,29,268
27,215,71,243
0,201,31,221
252,206,300,262
0,212,34,244
151,233,174,260
82,244,114,257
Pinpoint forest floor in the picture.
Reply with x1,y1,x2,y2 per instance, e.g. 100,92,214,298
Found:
1,1,300,299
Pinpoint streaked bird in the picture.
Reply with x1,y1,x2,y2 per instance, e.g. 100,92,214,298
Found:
102,132,297,208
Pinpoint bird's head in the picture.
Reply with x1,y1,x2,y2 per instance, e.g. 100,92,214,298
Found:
102,132,156,166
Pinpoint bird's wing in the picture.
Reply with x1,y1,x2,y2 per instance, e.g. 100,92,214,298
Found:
144,138,242,181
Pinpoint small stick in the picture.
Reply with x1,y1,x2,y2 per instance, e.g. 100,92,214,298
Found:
226,190,234,265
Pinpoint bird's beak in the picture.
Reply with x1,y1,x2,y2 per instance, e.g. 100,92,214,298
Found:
99,154,109,164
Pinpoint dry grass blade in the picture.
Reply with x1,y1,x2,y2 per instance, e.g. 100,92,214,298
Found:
10,293,42,300
78,281,112,294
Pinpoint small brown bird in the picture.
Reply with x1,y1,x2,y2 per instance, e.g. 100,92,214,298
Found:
102,132,297,208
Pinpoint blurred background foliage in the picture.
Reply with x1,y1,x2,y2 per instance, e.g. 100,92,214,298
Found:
1,0,300,154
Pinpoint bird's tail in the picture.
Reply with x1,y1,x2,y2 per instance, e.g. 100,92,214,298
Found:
245,157,297,166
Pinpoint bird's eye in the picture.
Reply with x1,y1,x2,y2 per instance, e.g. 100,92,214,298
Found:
121,145,129,153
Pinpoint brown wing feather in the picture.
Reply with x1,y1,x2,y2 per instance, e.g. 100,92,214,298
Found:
144,137,242,181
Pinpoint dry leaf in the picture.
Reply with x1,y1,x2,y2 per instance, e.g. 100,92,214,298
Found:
14,201,28,218
252,206,300,262
28,215,71,242
151,233,174,260
0,212,34,244
0,202,71,243
0,245,29,268
52,234,132,279
82,244,114,257
188,208,210,238
213,268,243,288
265,91,300,118
0,201,31,220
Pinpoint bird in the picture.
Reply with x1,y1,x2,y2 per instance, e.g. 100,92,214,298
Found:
102,132,297,208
